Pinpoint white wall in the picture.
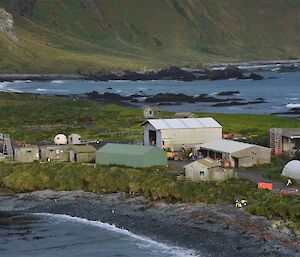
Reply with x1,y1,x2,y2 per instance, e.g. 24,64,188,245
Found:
160,127,222,149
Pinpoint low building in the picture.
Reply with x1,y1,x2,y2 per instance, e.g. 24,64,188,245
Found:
69,145,96,163
270,128,300,157
184,158,234,181
173,112,197,119
197,139,271,168
14,146,40,163
282,128,300,157
143,106,162,119
40,145,69,162
96,143,167,168
141,118,222,151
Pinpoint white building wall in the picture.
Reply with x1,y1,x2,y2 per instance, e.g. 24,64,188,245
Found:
160,127,222,149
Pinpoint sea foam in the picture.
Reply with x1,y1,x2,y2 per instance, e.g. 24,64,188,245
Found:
286,103,300,108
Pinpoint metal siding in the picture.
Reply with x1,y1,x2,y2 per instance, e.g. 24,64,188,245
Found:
143,149,167,167
146,118,222,130
156,130,162,148
160,127,222,148
96,148,166,168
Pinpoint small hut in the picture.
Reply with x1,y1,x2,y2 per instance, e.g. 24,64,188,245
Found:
69,145,96,163
184,157,233,181
143,106,162,119
173,112,197,119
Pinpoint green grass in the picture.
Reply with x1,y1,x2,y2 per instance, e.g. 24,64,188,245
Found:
0,92,299,144
0,162,299,232
1,0,300,73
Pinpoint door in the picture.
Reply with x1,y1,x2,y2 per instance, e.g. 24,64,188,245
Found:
234,158,239,168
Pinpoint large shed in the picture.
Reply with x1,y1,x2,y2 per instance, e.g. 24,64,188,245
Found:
197,139,271,168
69,145,96,163
184,158,233,181
96,143,167,168
141,118,222,151
14,146,40,163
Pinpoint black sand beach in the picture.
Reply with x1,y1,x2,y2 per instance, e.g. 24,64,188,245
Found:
0,190,299,257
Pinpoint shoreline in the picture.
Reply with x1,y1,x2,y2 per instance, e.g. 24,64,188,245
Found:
0,190,299,257
0,60,299,82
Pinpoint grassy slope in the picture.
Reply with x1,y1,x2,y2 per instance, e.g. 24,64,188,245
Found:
0,0,300,73
0,92,299,144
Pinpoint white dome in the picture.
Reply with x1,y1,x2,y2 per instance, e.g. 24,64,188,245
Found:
54,134,68,145
282,160,300,180
68,134,81,144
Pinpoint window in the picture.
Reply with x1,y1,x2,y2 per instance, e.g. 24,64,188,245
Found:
200,170,205,176
27,150,32,153
149,111,152,115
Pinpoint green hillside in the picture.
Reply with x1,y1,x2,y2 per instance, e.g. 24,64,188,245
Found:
0,0,300,73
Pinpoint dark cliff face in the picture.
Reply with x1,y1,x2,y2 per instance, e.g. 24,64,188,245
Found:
12,0,37,17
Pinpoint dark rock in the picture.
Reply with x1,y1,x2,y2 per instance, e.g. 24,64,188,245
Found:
145,93,194,103
208,66,246,80
86,91,131,100
249,73,264,80
107,87,113,90
216,91,240,96
212,100,266,107
278,65,300,72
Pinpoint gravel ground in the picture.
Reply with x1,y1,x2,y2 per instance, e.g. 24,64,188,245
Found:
0,190,299,257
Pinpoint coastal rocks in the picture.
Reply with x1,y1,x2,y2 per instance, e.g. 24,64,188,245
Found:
216,91,240,96
207,66,246,80
86,91,132,101
81,65,263,82
212,99,266,107
278,65,300,72
0,8,17,42
249,73,264,80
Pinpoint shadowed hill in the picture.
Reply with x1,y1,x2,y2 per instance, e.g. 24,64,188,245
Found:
0,0,300,73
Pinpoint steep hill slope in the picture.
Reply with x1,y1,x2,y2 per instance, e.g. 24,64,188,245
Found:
0,0,300,73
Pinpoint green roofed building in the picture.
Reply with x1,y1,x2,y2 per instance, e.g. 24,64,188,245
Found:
96,143,167,168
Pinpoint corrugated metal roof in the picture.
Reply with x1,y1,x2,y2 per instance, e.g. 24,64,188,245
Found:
71,145,96,153
141,118,221,130
282,128,300,138
97,143,160,156
184,157,221,168
199,139,255,154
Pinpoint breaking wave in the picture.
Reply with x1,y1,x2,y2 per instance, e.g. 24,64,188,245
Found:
34,213,200,257
50,80,64,84
286,103,300,108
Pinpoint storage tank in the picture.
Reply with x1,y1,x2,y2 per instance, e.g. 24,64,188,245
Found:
282,160,300,180
68,134,81,145
54,134,68,145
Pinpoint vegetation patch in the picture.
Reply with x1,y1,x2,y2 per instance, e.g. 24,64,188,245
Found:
0,162,299,232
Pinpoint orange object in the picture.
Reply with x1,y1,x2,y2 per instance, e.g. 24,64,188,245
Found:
258,182,273,191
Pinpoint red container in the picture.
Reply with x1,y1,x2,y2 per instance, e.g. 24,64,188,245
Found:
258,182,273,191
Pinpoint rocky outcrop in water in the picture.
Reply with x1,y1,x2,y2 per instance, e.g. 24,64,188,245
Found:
0,8,17,42
82,66,265,82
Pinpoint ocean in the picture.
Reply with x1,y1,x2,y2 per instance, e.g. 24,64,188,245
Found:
0,72,300,115
0,213,198,257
